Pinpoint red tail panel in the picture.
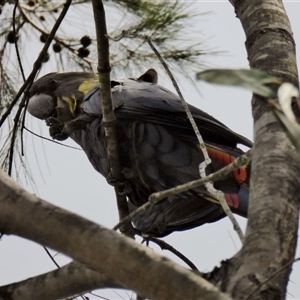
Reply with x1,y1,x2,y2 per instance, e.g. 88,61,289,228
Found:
206,145,247,182
224,193,239,208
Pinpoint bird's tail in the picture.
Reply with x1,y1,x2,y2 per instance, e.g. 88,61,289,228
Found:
206,144,250,217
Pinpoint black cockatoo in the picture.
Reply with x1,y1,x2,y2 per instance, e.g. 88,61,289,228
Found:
27,69,252,237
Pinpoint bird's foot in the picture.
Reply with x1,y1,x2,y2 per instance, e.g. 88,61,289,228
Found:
46,117,69,141
118,181,132,196
106,172,132,195
106,172,117,186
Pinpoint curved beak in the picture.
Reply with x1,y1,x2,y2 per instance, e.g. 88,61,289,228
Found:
27,94,55,120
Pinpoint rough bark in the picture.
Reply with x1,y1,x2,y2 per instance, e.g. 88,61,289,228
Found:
91,0,135,238
0,169,231,300
0,261,122,300
1,1,299,299
205,1,299,299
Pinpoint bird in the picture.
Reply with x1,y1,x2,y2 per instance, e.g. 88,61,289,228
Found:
27,69,252,237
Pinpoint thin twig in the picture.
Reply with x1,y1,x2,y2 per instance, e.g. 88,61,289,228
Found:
43,247,60,269
5,0,72,176
114,150,251,231
145,237,199,271
20,98,28,156
21,1,73,273
24,126,82,150
9,1,27,166
12,2,30,157
145,37,208,154
91,0,135,238
12,0,26,82
0,0,72,128
88,291,110,299
8,101,24,176
6,0,72,276
145,35,245,242
208,186,244,239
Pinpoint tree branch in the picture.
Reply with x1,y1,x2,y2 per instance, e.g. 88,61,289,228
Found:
91,0,135,238
0,169,232,300
211,1,299,298
0,261,122,300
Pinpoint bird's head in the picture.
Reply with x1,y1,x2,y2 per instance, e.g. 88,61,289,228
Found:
27,68,158,123
27,72,99,122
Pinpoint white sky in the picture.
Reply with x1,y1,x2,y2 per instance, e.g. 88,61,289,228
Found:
1,1,300,300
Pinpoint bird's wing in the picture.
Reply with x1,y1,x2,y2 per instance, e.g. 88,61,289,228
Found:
81,79,251,236
83,79,252,149
128,197,225,237
123,120,249,236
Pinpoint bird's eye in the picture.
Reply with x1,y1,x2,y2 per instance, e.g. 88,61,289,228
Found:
49,79,58,84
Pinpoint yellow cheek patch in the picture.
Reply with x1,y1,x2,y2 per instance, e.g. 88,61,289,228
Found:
62,95,77,115
58,79,99,118
78,80,99,94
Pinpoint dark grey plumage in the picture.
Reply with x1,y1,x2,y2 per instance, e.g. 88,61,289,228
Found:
28,69,252,237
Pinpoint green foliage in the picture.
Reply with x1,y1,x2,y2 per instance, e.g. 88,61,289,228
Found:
197,68,280,97
0,0,210,177
0,0,208,107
